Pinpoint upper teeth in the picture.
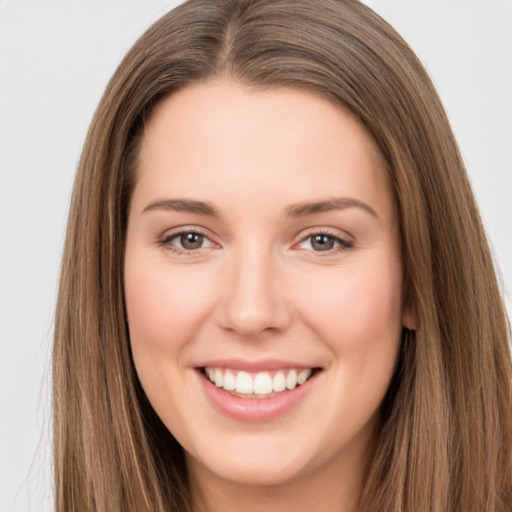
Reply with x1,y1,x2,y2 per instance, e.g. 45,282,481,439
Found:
205,367,313,396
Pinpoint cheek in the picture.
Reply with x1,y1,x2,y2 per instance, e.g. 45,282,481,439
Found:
124,251,218,380
124,255,219,433
126,258,208,338
297,258,404,349
296,256,403,428
293,250,404,420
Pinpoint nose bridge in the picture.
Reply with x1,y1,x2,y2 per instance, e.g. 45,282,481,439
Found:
219,242,290,336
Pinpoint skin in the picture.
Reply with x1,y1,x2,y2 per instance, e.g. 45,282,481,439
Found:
124,80,413,511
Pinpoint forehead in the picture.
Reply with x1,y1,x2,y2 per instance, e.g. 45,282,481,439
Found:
140,80,383,166
134,80,393,220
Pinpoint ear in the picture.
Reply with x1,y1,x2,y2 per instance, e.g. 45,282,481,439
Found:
402,302,416,331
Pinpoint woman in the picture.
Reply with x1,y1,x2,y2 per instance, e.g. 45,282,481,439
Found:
53,0,512,510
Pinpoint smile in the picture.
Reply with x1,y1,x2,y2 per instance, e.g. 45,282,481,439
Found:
203,367,314,398
197,363,322,422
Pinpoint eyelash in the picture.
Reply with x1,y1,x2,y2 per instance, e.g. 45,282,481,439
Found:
158,227,215,255
158,228,353,255
295,230,353,255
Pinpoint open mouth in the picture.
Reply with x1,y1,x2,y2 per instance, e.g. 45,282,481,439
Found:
199,367,320,399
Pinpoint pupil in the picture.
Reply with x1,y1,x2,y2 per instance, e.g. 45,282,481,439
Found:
312,234,334,251
181,233,203,249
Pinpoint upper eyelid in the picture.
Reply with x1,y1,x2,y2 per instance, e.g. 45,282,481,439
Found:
296,226,354,242
160,225,213,240
296,234,352,248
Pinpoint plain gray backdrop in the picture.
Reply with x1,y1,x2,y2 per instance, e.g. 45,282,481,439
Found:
1,1,511,510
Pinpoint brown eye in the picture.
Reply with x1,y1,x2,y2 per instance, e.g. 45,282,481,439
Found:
310,234,335,251
180,232,204,250
160,229,215,254
295,232,353,254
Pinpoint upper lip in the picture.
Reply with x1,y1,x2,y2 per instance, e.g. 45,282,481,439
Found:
195,358,319,372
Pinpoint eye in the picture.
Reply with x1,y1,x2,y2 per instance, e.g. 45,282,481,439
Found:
296,232,352,253
160,230,216,253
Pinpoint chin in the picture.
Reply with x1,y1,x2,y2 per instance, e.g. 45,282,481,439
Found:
186,435,314,488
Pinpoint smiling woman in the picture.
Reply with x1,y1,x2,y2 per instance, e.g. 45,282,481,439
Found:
52,1,512,511
124,83,409,506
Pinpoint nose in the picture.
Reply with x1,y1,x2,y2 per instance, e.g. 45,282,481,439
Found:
217,247,292,337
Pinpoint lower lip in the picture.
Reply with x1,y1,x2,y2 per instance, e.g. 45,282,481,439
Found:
197,370,319,422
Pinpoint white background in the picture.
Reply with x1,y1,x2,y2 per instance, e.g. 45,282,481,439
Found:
1,1,511,510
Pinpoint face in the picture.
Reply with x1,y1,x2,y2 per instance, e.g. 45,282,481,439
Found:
125,80,410,491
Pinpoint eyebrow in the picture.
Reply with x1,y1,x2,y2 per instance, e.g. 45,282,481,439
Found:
284,197,378,219
141,196,378,219
142,199,220,217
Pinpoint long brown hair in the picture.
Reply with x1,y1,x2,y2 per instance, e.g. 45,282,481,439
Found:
53,0,512,510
